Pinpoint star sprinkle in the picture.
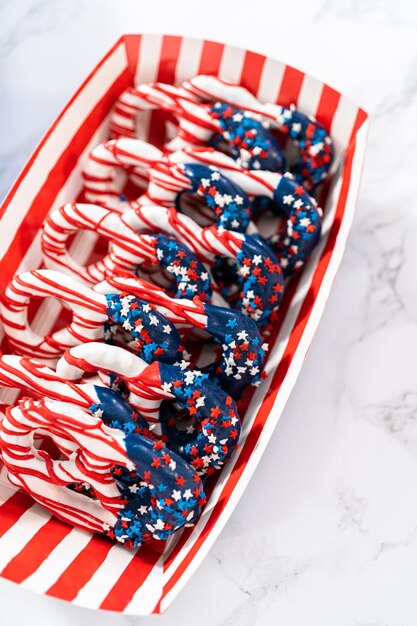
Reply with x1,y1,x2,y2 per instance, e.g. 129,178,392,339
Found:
210,102,286,174
267,176,322,277
105,293,185,365
181,163,253,233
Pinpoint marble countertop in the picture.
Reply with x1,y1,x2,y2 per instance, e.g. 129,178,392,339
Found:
1,1,417,624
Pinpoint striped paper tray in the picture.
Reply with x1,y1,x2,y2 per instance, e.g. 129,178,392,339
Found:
0,35,368,614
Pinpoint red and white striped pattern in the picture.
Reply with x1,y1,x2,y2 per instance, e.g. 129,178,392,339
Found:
82,137,163,211
110,82,191,139
1,397,129,533
0,34,368,614
146,147,319,211
0,353,112,410
42,203,157,284
57,343,172,433
1,270,108,362
110,72,333,161
110,80,230,152
95,275,208,331
42,201,246,283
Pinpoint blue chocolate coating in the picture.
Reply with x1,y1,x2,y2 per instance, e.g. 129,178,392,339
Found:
267,175,322,276
202,303,265,398
210,102,286,173
151,233,213,301
278,108,334,190
213,232,284,328
89,385,204,547
155,362,241,476
179,163,252,232
105,293,184,364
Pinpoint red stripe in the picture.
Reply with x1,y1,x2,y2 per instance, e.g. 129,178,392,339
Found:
276,66,305,107
0,517,72,583
0,491,34,537
315,85,341,130
239,51,266,96
0,68,130,292
46,534,113,601
197,40,225,75
148,35,183,148
99,545,161,611
0,38,125,222
123,34,142,83
349,107,368,144
156,35,183,83
157,134,358,607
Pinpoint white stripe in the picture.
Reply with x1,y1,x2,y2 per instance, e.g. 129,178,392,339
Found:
0,387,20,406
0,476,18,504
22,527,92,593
174,37,204,85
218,45,245,83
0,45,127,262
134,34,163,85
330,95,360,166
132,35,164,142
10,231,42,278
124,554,165,615
256,57,286,103
0,506,50,570
73,543,137,608
296,75,325,118
159,122,369,613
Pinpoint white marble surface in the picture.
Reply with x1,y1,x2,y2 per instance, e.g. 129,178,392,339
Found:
1,0,417,624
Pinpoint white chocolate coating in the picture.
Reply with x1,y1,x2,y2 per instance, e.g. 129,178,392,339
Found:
0,397,130,534
82,138,163,212
1,269,108,362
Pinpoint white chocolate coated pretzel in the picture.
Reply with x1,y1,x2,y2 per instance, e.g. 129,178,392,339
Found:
1,270,108,361
1,397,129,533
42,201,244,282
82,138,163,212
